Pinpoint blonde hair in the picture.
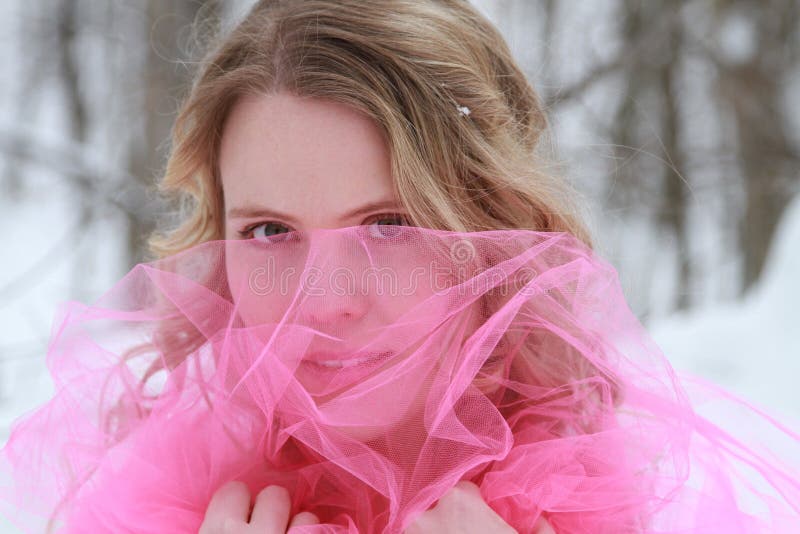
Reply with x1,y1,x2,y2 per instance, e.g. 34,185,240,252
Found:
52,3,624,529
147,0,593,258
136,0,621,433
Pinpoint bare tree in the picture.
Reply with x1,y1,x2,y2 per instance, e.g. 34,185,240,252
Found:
708,0,799,293
125,0,222,267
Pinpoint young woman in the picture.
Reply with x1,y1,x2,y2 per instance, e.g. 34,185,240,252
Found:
196,88,558,533
1,1,798,533
153,1,587,529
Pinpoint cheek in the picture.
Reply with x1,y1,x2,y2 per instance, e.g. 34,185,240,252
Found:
225,244,303,326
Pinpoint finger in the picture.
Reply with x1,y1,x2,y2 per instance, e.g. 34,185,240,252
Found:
248,485,292,532
534,516,556,534
402,511,436,534
436,481,517,533
439,480,481,507
453,480,481,497
200,481,251,533
288,511,320,528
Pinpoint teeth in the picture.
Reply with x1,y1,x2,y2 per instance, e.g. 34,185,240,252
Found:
316,357,368,368
310,353,387,369
317,360,345,368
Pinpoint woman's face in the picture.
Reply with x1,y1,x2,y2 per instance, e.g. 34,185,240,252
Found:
219,91,481,441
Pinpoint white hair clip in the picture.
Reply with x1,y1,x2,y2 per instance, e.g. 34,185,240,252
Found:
456,104,471,117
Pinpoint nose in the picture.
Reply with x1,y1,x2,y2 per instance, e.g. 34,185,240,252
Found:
293,230,371,331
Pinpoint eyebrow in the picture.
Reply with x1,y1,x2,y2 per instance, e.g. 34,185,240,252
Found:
225,199,403,223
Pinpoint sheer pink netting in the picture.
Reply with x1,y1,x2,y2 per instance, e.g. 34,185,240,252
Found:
0,226,798,533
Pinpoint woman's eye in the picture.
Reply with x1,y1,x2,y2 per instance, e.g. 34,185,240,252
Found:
365,214,411,239
242,222,296,243
239,215,410,242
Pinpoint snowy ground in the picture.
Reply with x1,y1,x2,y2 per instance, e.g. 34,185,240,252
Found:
648,194,800,428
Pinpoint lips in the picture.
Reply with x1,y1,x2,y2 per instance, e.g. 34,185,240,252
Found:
303,350,392,369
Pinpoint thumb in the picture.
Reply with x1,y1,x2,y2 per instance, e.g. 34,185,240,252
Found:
288,511,320,530
534,516,556,534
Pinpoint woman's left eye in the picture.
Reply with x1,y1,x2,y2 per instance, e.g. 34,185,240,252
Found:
365,214,411,239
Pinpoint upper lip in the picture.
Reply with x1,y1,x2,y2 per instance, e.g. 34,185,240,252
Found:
303,349,389,364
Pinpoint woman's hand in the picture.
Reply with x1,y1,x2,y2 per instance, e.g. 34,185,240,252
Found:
199,481,320,534
402,481,556,534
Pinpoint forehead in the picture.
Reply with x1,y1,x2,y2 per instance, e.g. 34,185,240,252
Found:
219,92,396,209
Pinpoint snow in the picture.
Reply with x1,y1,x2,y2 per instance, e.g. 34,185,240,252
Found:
648,193,800,426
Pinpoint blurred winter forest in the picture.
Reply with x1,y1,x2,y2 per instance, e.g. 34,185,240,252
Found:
0,0,798,441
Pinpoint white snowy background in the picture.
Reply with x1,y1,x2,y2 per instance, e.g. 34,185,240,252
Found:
0,1,798,532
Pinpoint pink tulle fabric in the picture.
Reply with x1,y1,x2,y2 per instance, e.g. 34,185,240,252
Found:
0,226,798,533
